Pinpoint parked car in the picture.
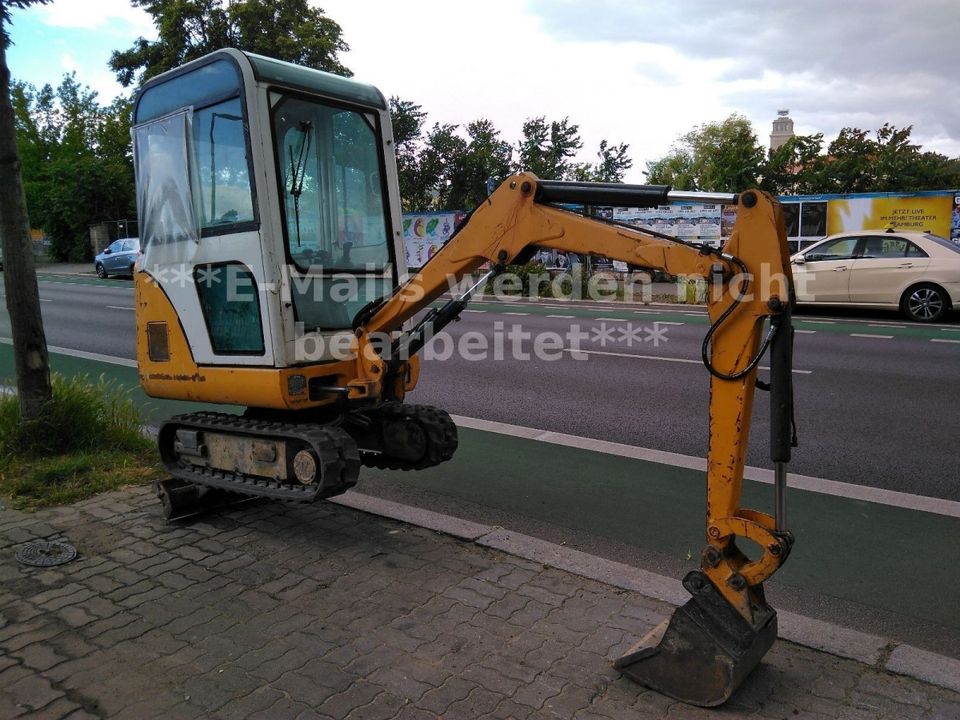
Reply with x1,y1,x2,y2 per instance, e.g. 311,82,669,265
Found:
95,238,140,278
790,231,960,322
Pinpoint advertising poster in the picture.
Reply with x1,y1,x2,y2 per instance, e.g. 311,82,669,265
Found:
402,212,464,269
613,203,724,246
826,194,952,237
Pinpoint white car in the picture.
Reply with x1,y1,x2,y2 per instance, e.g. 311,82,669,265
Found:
790,231,960,322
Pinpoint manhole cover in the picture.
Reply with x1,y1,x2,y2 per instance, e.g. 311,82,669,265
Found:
15,541,77,567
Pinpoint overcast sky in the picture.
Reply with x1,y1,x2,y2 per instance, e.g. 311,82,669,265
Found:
7,0,959,183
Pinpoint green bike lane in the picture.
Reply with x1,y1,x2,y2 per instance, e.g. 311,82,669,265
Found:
4,341,959,646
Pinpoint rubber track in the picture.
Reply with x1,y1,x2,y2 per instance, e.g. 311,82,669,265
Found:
158,411,360,502
360,403,459,471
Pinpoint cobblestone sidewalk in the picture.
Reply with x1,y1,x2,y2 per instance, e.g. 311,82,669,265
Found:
1,486,957,719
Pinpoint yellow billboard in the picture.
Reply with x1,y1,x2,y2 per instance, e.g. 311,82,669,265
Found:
827,195,952,237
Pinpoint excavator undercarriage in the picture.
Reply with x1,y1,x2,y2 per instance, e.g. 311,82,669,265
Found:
156,403,458,518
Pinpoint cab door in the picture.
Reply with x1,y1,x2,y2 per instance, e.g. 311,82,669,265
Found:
793,235,861,302
848,235,931,304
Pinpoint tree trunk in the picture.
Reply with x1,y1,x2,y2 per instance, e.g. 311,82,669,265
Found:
0,34,51,420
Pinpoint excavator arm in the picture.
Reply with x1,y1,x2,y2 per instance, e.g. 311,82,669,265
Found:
359,173,797,705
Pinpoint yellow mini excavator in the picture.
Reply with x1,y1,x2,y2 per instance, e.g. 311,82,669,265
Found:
132,49,797,706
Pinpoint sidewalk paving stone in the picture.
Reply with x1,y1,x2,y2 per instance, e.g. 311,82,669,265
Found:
0,484,957,718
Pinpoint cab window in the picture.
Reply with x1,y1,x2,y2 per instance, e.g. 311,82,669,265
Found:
805,237,859,261
273,95,391,272
860,236,907,258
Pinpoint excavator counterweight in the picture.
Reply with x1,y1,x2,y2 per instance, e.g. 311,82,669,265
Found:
131,49,797,706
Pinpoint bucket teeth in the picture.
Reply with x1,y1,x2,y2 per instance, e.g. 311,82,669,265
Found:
614,571,777,707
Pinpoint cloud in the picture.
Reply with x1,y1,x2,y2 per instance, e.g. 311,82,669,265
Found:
37,0,154,35
527,0,960,155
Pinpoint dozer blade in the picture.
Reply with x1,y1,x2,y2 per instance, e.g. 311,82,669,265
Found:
614,570,776,707
155,479,258,521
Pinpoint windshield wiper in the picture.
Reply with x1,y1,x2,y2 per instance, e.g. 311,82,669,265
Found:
288,120,312,247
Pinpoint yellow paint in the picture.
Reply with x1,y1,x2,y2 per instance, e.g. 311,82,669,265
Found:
135,272,409,409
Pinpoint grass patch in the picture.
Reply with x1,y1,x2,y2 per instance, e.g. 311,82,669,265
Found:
0,374,163,510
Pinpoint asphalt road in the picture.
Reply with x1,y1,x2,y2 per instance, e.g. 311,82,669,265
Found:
13,273,960,502
5,272,960,657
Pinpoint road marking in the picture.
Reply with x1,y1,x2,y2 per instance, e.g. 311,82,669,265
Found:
563,347,812,373
683,313,703,317
795,329,817,334
565,348,699,364
0,338,137,368
594,317,627,322
941,328,960,332
801,320,836,325
931,338,960,344
546,314,575,319
654,321,684,326
850,333,893,339
868,323,907,329
502,311,529,316
463,309,486,313
106,305,135,311
39,298,52,302
451,415,960,519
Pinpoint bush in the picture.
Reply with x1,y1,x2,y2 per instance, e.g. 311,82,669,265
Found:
0,373,149,458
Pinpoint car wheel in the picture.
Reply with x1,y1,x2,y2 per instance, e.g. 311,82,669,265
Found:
901,283,949,322
95,263,107,279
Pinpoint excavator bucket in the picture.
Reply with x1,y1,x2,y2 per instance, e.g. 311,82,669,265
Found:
614,570,777,707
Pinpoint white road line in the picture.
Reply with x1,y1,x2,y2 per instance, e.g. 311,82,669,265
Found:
801,320,836,325
39,298,52,302
463,309,486,313
502,312,529,316
795,329,817,334
931,338,960,344
594,317,627,322
683,313,703,317
654,321,684,326
106,306,135,311
941,328,960,332
563,347,812,374
565,347,699,365
451,415,960,519
868,323,906,329
546,314,575,319
0,338,137,368
850,333,893,339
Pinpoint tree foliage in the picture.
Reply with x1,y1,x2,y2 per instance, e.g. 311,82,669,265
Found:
109,0,351,87
646,116,960,195
389,103,632,211
645,114,765,192
515,116,583,180
13,75,134,260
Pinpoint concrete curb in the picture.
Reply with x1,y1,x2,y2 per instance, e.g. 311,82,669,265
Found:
330,489,960,696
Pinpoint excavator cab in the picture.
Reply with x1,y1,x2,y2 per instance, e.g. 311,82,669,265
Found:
133,50,798,707
133,49,405,389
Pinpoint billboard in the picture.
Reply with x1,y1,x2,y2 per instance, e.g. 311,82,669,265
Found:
613,203,725,247
826,194,953,237
402,212,465,269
